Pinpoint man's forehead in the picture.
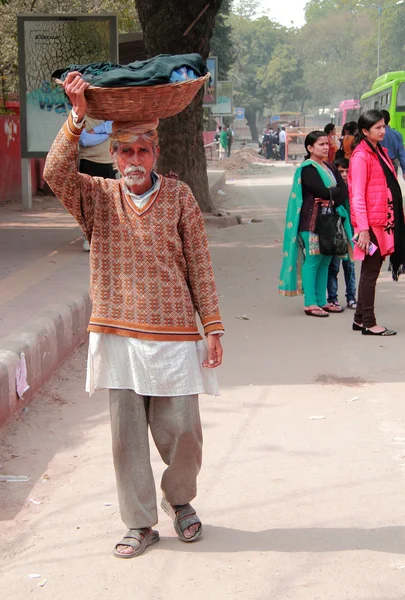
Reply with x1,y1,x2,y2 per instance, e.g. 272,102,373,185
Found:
118,139,155,151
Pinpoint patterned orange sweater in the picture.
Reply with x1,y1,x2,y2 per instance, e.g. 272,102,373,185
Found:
44,113,224,342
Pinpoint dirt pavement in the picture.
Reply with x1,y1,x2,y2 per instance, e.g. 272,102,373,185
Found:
2,164,405,599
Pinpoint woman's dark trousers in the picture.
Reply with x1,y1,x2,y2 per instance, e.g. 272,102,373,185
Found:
354,231,384,328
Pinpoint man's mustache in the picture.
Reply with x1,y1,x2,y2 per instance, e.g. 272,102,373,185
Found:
124,166,147,176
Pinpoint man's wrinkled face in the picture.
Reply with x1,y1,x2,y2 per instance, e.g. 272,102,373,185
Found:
113,140,159,187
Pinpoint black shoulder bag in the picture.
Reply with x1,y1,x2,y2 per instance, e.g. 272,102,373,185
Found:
315,191,348,256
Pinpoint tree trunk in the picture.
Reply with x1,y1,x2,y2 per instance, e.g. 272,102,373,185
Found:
245,108,258,142
135,0,224,212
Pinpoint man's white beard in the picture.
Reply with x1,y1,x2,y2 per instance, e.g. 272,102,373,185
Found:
123,165,147,187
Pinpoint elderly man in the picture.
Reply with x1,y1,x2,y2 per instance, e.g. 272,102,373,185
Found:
44,72,224,558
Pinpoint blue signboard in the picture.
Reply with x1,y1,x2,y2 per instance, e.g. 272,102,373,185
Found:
235,107,245,120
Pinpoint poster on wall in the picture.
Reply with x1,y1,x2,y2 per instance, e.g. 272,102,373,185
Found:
17,15,118,158
210,81,233,116
203,56,218,106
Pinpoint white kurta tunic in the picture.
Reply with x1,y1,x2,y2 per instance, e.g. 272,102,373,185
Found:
85,175,220,397
86,334,219,397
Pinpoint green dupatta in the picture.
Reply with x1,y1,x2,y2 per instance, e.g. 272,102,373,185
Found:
278,159,352,297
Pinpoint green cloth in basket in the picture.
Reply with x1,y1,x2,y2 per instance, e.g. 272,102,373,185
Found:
52,53,208,88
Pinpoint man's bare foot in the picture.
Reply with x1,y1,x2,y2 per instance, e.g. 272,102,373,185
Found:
183,522,201,539
161,498,203,542
116,542,138,556
114,527,160,558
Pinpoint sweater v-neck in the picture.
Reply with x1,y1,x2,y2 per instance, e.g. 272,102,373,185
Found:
120,174,163,217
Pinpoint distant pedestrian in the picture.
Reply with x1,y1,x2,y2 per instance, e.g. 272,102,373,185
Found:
262,129,272,159
327,157,357,310
324,123,337,163
219,126,228,160
340,121,357,160
214,126,222,158
226,126,234,157
279,131,350,317
279,127,286,161
349,109,405,336
380,109,405,178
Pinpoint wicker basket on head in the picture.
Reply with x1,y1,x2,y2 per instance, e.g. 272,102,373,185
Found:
55,73,210,121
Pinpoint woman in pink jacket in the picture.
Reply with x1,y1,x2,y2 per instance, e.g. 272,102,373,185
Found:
349,109,405,336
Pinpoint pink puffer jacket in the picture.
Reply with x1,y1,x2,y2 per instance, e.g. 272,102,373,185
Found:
348,139,394,231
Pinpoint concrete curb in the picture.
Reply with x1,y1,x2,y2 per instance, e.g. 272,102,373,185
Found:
207,170,226,208
0,293,91,426
204,214,241,228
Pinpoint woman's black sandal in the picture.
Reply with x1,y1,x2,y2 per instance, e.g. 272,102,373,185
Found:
352,323,363,331
362,327,397,336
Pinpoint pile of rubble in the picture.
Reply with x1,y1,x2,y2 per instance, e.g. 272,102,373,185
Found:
209,146,273,178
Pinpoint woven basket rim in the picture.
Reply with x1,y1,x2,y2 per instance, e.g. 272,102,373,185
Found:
53,72,210,91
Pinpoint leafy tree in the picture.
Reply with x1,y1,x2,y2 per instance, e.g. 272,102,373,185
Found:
226,0,405,137
298,9,374,107
135,0,224,212
0,0,141,94
211,0,235,79
229,15,287,140
231,0,261,19
305,0,359,22
303,0,405,91
373,2,405,76
260,43,307,112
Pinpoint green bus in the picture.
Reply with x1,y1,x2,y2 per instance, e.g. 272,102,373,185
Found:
361,71,405,143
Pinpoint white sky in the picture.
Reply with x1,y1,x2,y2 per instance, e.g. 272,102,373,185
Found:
260,0,308,28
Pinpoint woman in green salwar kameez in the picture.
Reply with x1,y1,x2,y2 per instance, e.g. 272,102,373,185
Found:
279,131,352,317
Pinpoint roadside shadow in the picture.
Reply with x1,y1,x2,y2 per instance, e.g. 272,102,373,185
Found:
159,524,405,555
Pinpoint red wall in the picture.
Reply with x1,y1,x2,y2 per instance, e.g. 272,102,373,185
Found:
0,116,43,204
0,116,22,203
203,131,215,145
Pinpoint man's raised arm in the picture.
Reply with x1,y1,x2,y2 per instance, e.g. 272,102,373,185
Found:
43,73,104,239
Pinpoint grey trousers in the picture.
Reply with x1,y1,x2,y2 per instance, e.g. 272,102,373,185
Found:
109,389,203,529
